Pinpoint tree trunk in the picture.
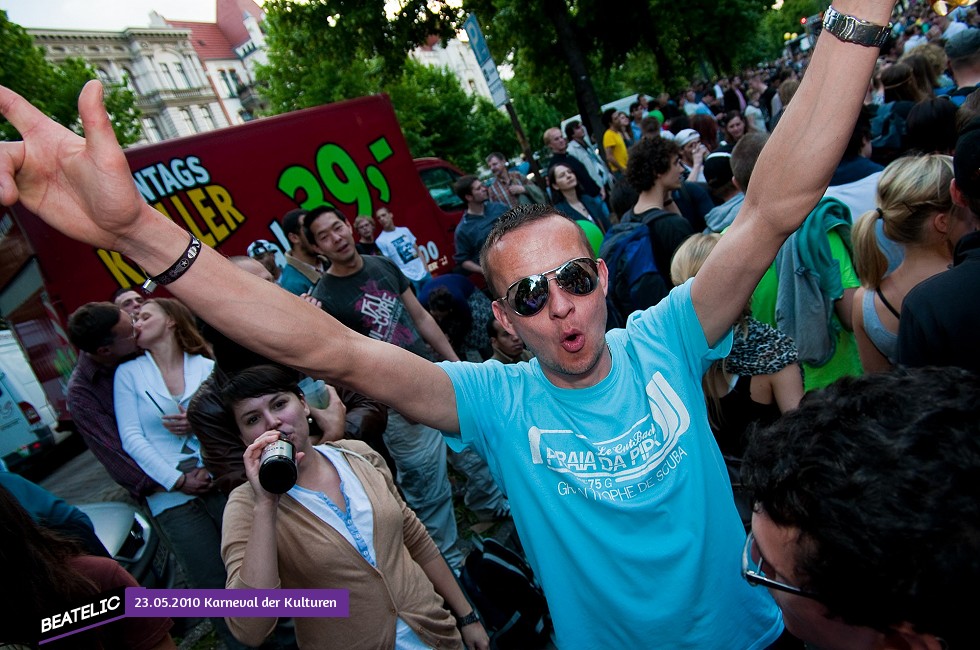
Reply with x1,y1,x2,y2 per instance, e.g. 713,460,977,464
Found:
541,0,604,141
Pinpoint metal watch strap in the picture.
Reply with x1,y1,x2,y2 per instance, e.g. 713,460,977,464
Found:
455,610,480,628
822,6,891,48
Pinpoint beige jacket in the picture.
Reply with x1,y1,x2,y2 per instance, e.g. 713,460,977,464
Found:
221,440,462,649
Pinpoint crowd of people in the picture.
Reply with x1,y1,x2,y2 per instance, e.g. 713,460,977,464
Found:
1,1,979,649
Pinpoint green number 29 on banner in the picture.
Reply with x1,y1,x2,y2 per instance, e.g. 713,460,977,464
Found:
277,137,393,215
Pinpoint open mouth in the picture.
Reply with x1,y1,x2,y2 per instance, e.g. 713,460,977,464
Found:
561,331,585,353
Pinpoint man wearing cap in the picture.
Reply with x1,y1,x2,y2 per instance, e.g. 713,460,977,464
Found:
898,121,980,372
676,128,707,183
703,152,744,233
247,239,283,282
278,208,327,296
938,28,980,106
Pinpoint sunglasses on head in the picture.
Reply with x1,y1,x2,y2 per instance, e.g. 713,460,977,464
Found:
499,257,600,317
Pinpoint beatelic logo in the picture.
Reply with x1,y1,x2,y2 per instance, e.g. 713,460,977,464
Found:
38,586,126,645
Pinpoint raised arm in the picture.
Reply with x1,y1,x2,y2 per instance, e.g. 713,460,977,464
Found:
0,82,460,433
691,0,897,345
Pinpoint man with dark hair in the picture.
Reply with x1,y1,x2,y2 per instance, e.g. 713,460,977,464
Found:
0,2,902,642
304,205,465,568
742,367,980,649
703,152,743,232
452,175,508,276
486,318,532,364
278,207,325,296
484,152,544,209
628,101,645,142
111,287,144,317
621,138,694,289
564,120,612,198
66,302,159,501
898,121,980,371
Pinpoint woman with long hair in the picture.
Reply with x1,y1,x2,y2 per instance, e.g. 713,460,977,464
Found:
718,110,752,152
0,484,175,649
548,163,611,232
113,298,245,649
851,154,968,372
690,113,719,153
215,365,489,649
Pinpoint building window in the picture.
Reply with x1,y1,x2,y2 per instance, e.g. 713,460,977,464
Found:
180,109,197,134
142,118,162,143
229,69,243,93
200,106,216,130
219,70,236,97
175,62,192,88
160,63,176,89
122,67,139,93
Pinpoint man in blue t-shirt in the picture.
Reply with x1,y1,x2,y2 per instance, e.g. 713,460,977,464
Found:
0,2,898,644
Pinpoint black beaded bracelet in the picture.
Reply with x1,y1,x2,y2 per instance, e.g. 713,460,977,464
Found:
142,233,202,293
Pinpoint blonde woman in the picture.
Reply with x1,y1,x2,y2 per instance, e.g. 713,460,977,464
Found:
851,154,962,372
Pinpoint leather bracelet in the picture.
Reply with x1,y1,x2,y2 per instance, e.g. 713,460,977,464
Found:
142,233,202,293
455,610,480,628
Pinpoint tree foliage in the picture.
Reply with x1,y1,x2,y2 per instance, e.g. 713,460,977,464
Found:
256,1,518,171
0,11,141,145
254,0,798,169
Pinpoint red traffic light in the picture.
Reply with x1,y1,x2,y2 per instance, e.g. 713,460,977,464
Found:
800,16,808,24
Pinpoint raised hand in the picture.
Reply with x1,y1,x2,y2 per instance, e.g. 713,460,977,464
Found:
0,81,148,251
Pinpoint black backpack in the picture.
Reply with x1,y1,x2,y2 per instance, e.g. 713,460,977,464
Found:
458,537,551,650
599,209,672,321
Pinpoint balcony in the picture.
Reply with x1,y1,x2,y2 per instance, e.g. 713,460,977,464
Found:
135,86,216,109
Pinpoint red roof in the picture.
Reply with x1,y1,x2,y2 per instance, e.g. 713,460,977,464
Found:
165,21,237,60
216,0,264,50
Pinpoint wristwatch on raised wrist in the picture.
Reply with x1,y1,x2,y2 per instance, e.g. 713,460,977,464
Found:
822,6,891,48
455,610,481,628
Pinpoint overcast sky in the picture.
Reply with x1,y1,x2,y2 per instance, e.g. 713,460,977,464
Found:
0,0,222,31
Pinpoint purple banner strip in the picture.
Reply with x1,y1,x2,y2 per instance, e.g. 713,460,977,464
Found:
125,588,349,618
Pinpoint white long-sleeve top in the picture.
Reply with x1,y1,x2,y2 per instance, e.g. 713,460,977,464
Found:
113,351,215,515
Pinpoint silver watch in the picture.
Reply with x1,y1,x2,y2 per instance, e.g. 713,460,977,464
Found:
822,6,891,48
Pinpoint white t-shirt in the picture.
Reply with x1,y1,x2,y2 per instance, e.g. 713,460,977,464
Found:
376,226,429,281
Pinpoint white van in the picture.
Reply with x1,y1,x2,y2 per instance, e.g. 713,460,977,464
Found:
559,93,651,140
0,330,61,470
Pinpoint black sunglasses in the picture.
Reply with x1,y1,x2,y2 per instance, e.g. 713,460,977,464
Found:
499,258,600,317
742,531,820,599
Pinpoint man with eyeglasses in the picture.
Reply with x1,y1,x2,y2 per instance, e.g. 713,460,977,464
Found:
740,367,979,649
0,1,898,644
66,303,160,501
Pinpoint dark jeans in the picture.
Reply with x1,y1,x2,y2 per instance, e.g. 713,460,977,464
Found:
153,490,254,650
